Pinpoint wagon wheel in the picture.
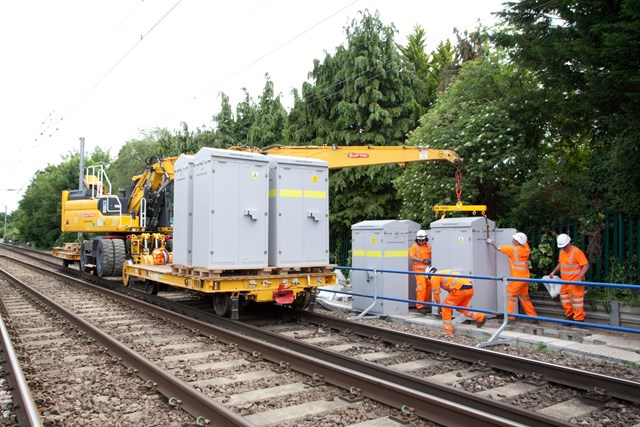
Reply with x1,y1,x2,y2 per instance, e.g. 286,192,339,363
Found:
213,293,231,317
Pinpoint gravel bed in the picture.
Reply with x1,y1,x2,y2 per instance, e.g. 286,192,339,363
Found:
319,309,640,381
277,399,437,427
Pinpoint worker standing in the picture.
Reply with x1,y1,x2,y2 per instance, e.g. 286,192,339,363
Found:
430,268,486,334
409,230,432,313
549,234,590,322
487,232,537,321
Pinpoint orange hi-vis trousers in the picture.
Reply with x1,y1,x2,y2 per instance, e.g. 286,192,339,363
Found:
441,288,485,334
560,284,585,321
414,268,431,309
507,281,537,320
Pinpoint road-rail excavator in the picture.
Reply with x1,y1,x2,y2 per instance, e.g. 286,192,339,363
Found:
52,145,477,317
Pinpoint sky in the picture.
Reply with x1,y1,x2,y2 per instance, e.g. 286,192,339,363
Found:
0,0,506,213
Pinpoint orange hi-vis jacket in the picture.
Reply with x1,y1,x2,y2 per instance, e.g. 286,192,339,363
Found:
559,246,589,281
432,270,472,301
500,243,530,279
410,243,431,270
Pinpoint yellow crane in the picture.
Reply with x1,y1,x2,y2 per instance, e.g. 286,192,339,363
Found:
54,145,483,276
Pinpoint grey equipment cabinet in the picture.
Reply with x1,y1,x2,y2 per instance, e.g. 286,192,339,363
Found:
172,154,194,266
267,155,329,267
191,148,270,269
429,217,498,316
351,220,420,316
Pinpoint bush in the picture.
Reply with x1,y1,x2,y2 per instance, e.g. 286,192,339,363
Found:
588,257,640,309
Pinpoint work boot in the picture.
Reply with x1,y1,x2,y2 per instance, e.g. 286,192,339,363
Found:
476,317,486,328
416,307,429,315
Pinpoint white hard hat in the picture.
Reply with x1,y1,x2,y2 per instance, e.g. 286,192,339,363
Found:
512,232,528,245
557,233,571,248
416,230,428,239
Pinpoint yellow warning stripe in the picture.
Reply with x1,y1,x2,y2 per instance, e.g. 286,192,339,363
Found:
269,189,327,198
384,250,408,257
303,190,327,199
280,189,303,198
352,249,407,258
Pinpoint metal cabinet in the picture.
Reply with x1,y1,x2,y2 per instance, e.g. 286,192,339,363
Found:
268,155,329,267
191,148,269,269
351,220,420,316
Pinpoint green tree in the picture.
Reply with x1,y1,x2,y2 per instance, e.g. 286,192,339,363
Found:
426,39,456,96
234,89,258,145
247,74,288,148
108,133,164,191
398,25,456,106
158,122,204,155
493,0,640,135
211,92,237,148
396,54,547,225
492,0,640,265
288,10,426,240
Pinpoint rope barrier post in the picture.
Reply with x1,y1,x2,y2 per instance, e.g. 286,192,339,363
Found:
348,269,380,321
477,277,512,348
609,300,620,327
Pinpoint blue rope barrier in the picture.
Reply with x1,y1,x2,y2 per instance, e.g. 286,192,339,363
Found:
327,265,640,334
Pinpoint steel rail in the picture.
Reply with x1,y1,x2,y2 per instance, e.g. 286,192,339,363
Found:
284,308,640,404
0,267,252,427
6,247,639,405
0,256,570,427
0,296,42,426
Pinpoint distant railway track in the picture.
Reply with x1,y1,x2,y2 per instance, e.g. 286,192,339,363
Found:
1,245,639,425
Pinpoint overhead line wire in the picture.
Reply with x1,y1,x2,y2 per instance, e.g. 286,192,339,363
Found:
31,0,184,148
215,0,559,135
161,0,361,121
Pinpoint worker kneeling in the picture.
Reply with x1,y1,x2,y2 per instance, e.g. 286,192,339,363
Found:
430,268,486,334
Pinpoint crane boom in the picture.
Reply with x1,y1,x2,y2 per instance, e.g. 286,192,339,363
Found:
259,145,462,169
55,144,472,276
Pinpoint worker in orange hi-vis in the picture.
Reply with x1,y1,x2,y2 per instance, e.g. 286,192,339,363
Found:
409,230,432,313
430,268,486,334
549,234,590,322
487,232,537,321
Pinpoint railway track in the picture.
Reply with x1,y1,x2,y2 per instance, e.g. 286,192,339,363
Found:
1,245,639,426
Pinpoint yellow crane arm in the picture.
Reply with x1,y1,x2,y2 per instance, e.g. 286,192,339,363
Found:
256,145,462,169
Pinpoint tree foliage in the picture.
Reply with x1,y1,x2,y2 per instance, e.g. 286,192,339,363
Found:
108,132,164,191
246,74,288,148
211,92,237,148
395,54,547,226
494,0,640,135
288,10,427,239
493,0,640,231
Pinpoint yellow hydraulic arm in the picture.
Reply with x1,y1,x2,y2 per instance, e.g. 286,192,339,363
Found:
253,144,486,216
259,145,462,169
